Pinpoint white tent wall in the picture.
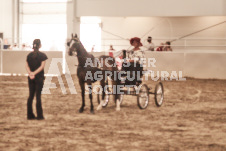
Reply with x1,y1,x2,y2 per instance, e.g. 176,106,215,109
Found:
76,0,226,17
21,2,66,24
0,0,14,44
100,16,226,52
68,1,226,52
1,0,226,45
69,0,226,41
0,0,226,79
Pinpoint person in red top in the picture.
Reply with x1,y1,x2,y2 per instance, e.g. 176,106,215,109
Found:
156,43,164,51
25,39,48,120
108,45,115,57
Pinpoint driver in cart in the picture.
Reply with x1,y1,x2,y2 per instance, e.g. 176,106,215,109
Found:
127,37,145,63
121,37,145,86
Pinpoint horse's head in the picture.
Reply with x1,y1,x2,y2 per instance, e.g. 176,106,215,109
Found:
67,33,81,56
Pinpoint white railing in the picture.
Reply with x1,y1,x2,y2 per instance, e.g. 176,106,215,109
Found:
101,38,226,51
2,37,226,51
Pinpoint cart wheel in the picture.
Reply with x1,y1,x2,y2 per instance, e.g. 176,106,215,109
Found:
137,84,149,109
97,87,110,108
154,82,164,107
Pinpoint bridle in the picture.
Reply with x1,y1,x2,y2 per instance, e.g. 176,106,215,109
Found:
67,37,100,68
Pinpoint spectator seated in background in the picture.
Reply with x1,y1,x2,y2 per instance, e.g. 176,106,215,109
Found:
108,44,116,57
156,43,164,51
109,45,115,51
3,44,10,49
12,43,19,50
21,43,31,51
3,39,10,49
145,36,155,51
163,41,173,51
91,45,95,52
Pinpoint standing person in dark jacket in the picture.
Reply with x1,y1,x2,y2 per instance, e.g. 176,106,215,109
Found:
25,39,48,120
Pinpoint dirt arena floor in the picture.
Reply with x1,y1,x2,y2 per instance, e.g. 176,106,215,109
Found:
0,75,226,151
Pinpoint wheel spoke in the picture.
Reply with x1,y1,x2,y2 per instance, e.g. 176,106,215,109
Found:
137,84,149,109
155,82,164,107
157,88,162,94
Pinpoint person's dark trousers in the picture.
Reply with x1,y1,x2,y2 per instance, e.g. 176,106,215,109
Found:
27,77,44,119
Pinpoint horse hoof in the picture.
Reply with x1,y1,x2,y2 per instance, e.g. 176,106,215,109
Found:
90,110,95,114
79,108,84,113
116,107,120,111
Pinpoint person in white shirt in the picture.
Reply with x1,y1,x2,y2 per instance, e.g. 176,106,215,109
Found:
12,43,20,50
145,36,155,51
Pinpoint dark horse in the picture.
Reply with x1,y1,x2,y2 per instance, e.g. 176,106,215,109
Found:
67,34,120,113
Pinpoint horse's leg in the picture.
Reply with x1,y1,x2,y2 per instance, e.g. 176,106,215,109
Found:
115,82,121,111
97,77,106,111
112,72,121,111
87,83,94,114
79,80,85,113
